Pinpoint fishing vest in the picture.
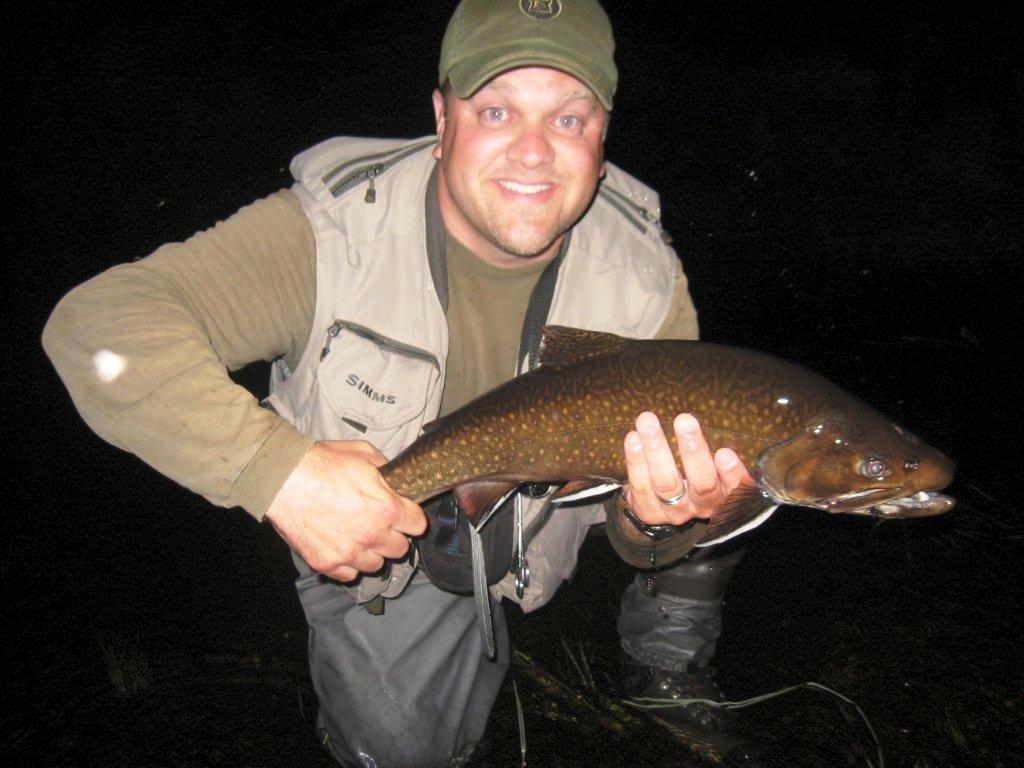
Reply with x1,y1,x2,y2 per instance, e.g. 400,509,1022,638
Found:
266,135,681,611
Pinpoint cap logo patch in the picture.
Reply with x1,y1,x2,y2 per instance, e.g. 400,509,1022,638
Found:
519,0,561,21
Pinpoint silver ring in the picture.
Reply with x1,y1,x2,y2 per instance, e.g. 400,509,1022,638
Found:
657,490,687,506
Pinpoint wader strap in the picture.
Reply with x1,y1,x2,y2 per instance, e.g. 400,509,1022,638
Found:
424,165,449,312
468,521,496,659
517,234,571,374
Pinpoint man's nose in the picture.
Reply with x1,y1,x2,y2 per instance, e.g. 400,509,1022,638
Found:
506,124,555,169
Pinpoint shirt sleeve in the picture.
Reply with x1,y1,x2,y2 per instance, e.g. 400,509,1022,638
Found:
42,189,318,519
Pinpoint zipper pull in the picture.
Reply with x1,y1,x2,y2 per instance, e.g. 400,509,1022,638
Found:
321,321,342,360
364,165,381,203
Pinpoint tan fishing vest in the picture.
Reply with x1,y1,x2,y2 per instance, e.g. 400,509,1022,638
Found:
266,135,681,611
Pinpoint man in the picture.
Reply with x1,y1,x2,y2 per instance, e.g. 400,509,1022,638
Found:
43,1,763,765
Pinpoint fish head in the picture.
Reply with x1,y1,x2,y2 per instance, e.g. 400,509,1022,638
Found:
756,411,955,518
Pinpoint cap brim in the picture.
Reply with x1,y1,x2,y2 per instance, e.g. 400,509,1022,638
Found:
447,48,614,111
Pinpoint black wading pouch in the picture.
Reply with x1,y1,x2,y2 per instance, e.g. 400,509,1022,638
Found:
417,493,515,593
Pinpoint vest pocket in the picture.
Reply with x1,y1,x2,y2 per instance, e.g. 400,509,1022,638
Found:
318,320,439,433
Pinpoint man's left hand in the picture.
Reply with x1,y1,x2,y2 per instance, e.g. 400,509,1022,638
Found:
622,411,752,527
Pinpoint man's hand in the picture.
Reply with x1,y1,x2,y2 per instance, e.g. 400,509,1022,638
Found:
622,412,752,527
265,440,427,582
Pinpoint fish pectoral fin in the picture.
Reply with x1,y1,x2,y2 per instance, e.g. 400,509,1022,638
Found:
418,417,445,434
694,481,778,547
454,481,519,524
551,479,621,505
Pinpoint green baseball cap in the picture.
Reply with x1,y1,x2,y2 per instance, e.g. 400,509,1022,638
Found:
439,0,617,111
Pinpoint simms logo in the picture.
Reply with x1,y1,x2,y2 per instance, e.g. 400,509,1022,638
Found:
346,374,397,404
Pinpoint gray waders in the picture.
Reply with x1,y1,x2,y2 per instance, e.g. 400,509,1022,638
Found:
292,542,742,766
618,544,745,670
292,551,509,768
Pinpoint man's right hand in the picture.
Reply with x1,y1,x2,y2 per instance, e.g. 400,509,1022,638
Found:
265,440,427,582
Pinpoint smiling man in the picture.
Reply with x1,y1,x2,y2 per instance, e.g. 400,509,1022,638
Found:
44,1,767,765
432,68,608,266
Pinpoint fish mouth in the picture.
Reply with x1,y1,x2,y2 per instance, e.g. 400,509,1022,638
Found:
823,488,956,518
869,490,956,518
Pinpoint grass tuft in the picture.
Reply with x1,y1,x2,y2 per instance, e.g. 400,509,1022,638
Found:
99,633,152,697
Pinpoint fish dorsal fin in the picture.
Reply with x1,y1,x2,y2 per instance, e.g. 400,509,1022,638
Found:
694,480,779,547
539,326,632,368
454,481,519,524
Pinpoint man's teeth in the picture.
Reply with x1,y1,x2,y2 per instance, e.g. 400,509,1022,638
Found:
499,180,550,194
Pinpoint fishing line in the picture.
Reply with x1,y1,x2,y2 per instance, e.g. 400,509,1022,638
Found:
624,680,884,768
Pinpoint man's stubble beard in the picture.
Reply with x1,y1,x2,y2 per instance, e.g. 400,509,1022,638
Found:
486,211,567,260
477,180,583,260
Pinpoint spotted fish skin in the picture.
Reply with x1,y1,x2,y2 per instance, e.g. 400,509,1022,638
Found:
380,326,955,540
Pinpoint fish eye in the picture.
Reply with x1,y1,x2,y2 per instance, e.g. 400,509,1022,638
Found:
861,458,890,479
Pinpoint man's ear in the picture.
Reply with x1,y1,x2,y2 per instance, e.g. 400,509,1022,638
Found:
432,89,446,160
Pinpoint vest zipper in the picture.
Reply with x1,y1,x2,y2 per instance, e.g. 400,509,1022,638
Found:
323,138,436,200
321,138,434,185
598,184,671,243
320,320,440,368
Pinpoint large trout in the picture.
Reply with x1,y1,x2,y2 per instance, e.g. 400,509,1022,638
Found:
380,326,955,546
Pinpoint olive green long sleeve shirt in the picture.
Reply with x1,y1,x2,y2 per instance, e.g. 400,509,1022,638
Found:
43,187,698,521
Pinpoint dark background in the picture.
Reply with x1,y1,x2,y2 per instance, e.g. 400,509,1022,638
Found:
7,2,1022,766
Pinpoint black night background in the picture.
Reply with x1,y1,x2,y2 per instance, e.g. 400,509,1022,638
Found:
7,2,1022,766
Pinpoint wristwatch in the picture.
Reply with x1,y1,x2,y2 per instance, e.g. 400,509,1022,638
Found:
618,497,680,541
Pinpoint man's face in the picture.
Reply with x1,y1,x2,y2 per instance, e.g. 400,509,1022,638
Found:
432,67,608,268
